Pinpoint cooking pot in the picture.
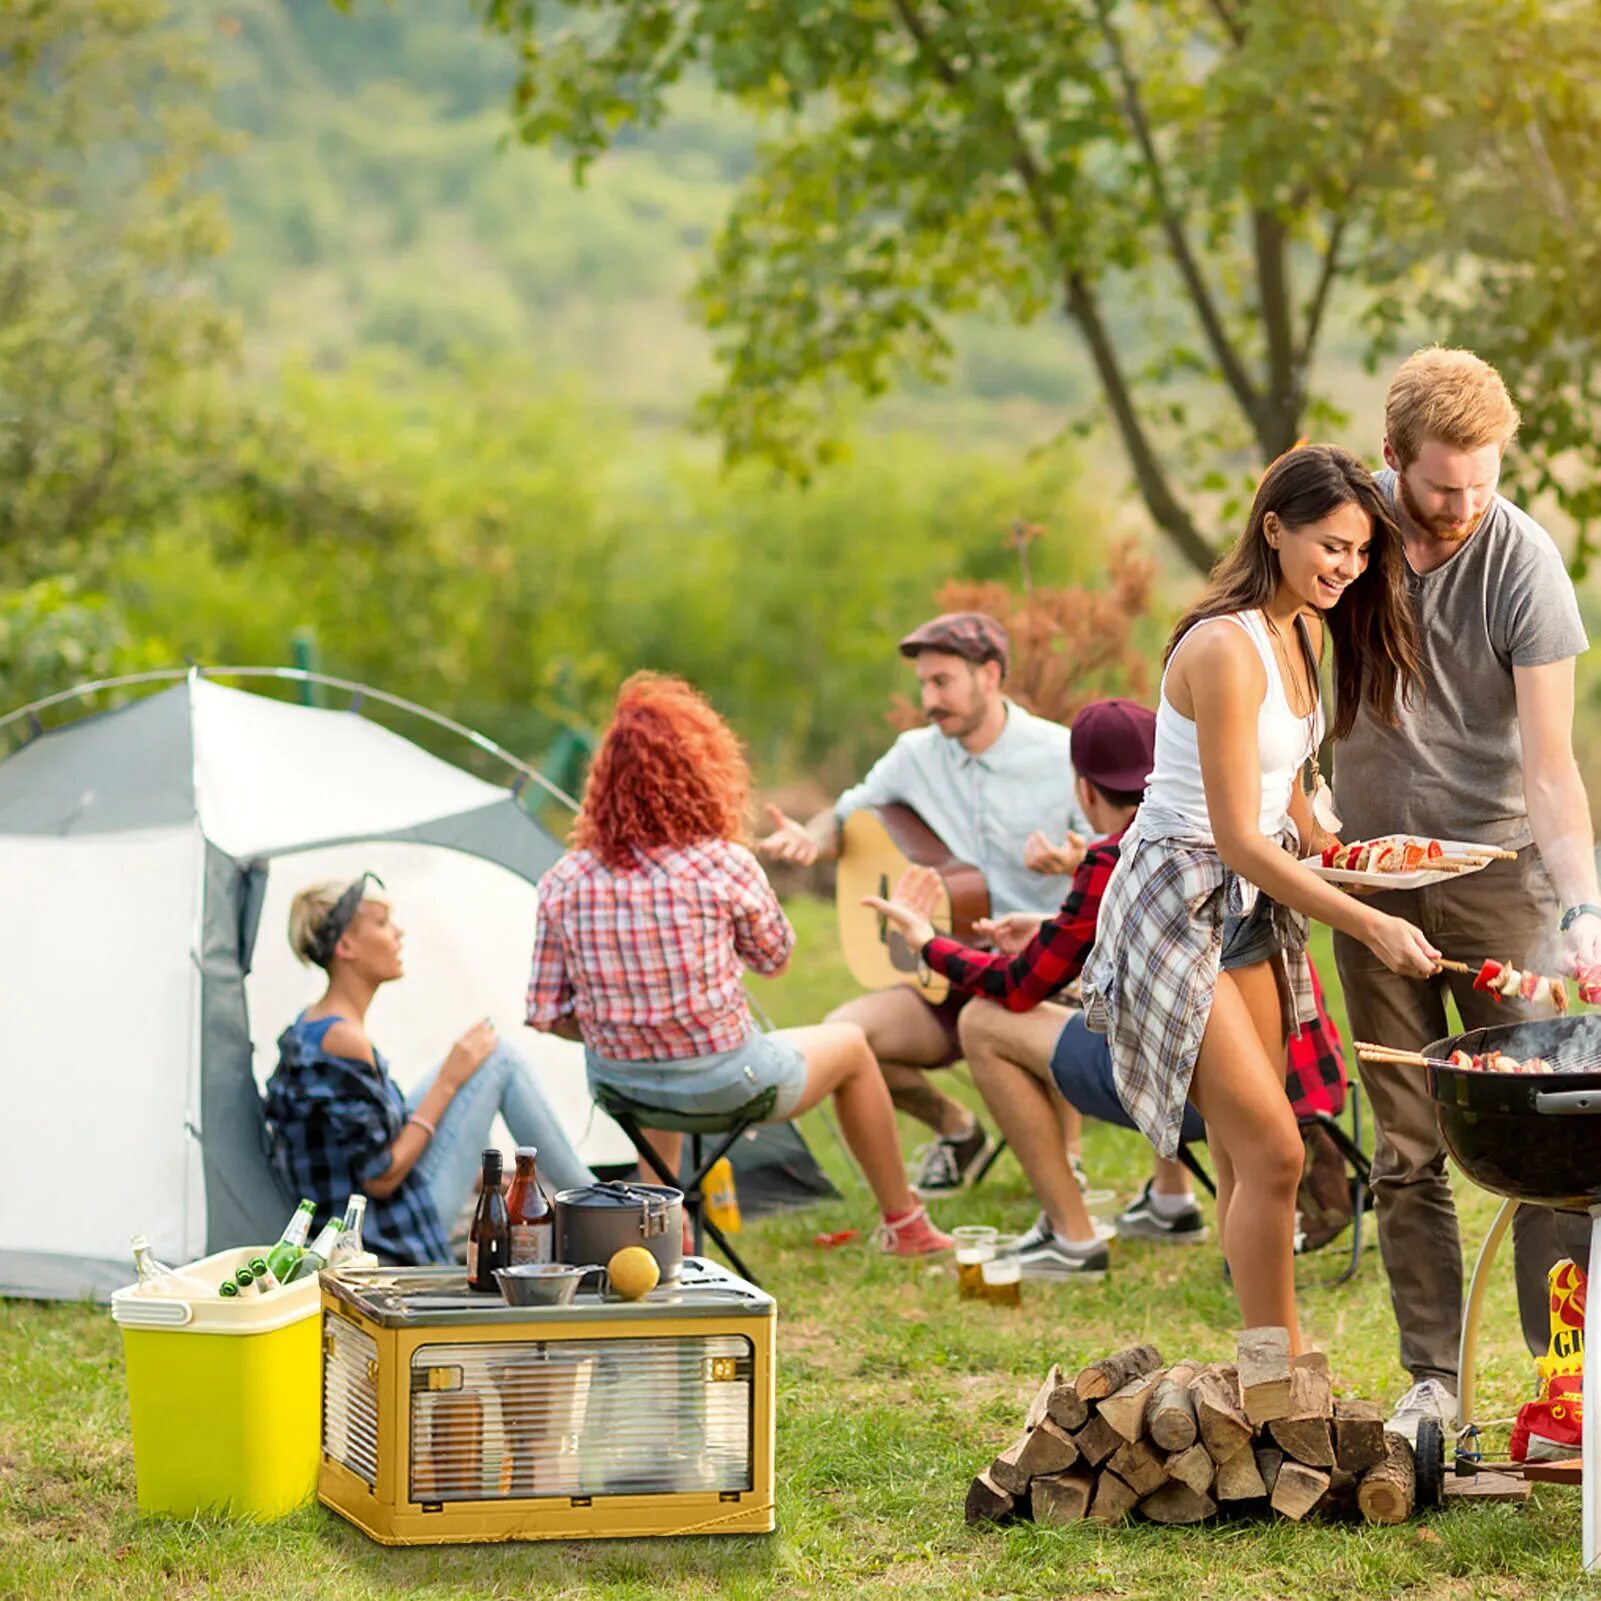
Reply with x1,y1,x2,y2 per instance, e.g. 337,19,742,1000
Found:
1426,1016,1601,1210
554,1181,683,1281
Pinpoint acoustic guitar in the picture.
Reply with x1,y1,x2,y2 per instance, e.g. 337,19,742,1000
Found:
835,804,990,1004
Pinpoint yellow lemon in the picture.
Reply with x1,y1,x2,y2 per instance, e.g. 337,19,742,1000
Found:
607,1245,660,1301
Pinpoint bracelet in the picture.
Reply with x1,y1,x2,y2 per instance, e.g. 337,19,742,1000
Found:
1560,904,1601,933
407,1113,437,1138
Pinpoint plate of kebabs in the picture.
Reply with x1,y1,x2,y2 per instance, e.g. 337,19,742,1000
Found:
1306,834,1514,890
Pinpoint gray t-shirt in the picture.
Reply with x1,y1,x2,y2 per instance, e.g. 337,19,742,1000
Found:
1335,470,1588,848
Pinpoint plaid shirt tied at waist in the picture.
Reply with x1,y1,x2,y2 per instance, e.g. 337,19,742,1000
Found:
1080,819,1316,1158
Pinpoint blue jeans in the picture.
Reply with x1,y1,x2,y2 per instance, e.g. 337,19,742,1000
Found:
407,1041,595,1225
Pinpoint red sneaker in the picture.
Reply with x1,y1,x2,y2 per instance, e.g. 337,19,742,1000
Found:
875,1203,953,1257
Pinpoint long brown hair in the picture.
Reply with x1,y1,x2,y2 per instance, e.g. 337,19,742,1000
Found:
1165,445,1422,740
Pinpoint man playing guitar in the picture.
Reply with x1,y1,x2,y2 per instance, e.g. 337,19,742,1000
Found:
757,612,1092,1194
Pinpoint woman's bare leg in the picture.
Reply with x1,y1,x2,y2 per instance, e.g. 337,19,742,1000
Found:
638,1128,682,1186
1187,963,1303,1347
772,1023,918,1215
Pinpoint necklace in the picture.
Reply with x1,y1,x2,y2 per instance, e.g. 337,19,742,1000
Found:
1263,611,1342,834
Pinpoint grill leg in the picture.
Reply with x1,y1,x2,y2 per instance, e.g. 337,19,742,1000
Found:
1457,1195,1518,1432
1585,1207,1601,1570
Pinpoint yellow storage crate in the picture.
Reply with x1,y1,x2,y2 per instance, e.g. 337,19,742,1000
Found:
318,1258,776,1543
112,1246,322,1519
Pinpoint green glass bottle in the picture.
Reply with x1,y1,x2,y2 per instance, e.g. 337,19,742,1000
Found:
266,1199,316,1283
247,1256,279,1293
283,1218,342,1284
218,1279,240,1298
234,1267,255,1293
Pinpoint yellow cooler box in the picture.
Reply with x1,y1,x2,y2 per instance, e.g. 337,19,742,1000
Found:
112,1246,323,1518
318,1258,776,1544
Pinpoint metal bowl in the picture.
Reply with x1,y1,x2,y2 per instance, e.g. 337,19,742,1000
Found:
1426,1016,1601,1209
493,1262,601,1308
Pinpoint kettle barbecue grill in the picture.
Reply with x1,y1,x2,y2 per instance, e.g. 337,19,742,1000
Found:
1425,1016,1601,1568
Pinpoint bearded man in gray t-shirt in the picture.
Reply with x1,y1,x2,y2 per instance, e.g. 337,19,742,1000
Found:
1332,347,1601,1444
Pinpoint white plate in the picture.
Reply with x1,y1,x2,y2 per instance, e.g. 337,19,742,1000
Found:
1304,835,1497,891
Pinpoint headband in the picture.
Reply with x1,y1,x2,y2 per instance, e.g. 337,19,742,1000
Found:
309,872,385,968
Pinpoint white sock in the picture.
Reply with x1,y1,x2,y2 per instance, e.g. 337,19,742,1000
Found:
1149,1188,1195,1218
1051,1232,1103,1256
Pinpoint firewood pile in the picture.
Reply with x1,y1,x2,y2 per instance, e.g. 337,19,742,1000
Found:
966,1333,1418,1529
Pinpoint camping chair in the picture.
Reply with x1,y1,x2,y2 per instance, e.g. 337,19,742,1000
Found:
591,1082,777,1287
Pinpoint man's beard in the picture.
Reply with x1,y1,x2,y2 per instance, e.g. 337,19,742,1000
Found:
931,706,983,741
1397,471,1485,542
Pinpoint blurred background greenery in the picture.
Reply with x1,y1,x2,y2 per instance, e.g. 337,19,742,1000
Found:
5,0,1601,810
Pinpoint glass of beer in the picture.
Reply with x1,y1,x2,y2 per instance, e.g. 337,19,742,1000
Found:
953,1226,998,1301
979,1234,1023,1308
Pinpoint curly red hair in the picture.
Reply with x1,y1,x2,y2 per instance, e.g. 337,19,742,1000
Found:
574,673,750,868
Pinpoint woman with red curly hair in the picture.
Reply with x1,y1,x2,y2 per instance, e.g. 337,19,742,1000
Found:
527,673,950,1255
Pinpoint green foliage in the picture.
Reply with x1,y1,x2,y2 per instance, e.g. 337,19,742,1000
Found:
483,0,1601,574
105,355,1115,778
0,0,236,588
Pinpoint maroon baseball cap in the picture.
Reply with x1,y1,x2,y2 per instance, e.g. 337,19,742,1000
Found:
1070,698,1156,794
897,612,1010,677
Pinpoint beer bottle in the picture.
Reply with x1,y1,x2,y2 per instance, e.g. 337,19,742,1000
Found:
504,1147,553,1267
327,1195,368,1268
266,1198,316,1283
129,1235,209,1297
467,1148,509,1291
234,1266,256,1293
218,1278,240,1298
284,1218,343,1284
247,1256,280,1293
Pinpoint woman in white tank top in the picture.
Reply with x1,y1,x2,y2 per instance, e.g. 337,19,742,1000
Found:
1082,445,1436,1355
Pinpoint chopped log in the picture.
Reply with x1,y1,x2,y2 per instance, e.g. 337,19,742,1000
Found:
1087,1469,1139,1525
1193,1365,1252,1463
1140,1482,1217,1524
1214,1447,1268,1501
1030,1468,1094,1525
1270,1461,1331,1521
1267,1365,1334,1467
1015,1417,1080,1479
1165,1443,1215,1497
1071,1412,1122,1468
1333,1398,1386,1475
1025,1364,1066,1432
1442,1470,1531,1504
1107,1437,1168,1498
1148,1362,1199,1451
989,1440,1031,1498
1076,1343,1162,1401
1356,1433,1415,1525
1254,1444,1284,1495
1099,1368,1167,1443
1045,1381,1089,1434
1236,1327,1293,1425
1311,1467,1358,1519
965,1469,1015,1525
1293,1349,1330,1378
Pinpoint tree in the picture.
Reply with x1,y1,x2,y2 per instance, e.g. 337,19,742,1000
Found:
0,0,235,589
481,0,1601,574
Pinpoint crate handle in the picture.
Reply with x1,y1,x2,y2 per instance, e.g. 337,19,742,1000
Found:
111,1295,195,1328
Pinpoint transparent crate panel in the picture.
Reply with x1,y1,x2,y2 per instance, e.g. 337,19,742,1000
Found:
409,1335,754,1501
323,1315,380,1488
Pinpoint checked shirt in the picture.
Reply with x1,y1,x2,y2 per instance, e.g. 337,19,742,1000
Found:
527,838,795,1061
920,831,1125,1010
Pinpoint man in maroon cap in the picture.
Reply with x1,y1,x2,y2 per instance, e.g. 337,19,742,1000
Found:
759,611,1093,1193
863,698,1206,1275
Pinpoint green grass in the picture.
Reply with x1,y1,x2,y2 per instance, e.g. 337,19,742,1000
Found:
0,896,1590,1599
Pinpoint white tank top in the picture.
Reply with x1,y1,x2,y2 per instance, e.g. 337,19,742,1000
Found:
1144,610,1321,841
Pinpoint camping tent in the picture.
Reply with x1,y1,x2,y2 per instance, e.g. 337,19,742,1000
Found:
0,671,836,1301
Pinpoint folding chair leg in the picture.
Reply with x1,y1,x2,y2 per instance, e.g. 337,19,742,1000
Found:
971,1138,1008,1186
701,1216,759,1286
1176,1142,1217,1199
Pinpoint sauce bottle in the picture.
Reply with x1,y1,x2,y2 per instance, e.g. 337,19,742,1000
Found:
505,1146,554,1267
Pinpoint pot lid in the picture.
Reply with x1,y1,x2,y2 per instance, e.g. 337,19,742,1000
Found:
555,1181,680,1209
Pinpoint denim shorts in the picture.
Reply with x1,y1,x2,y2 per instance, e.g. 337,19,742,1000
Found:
1050,1013,1206,1144
586,1029,809,1121
1220,890,1281,970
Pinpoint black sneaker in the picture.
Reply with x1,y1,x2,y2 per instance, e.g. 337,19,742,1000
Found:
1019,1207,1113,1252
1018,1229,1110,1280
911,1122,994,1197
1114,1181,1208,1244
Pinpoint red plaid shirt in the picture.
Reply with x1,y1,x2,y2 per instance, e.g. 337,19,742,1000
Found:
526,839,794,1061
922,831,1125,1010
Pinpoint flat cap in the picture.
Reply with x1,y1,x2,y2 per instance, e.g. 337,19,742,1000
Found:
897,611,1010,676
